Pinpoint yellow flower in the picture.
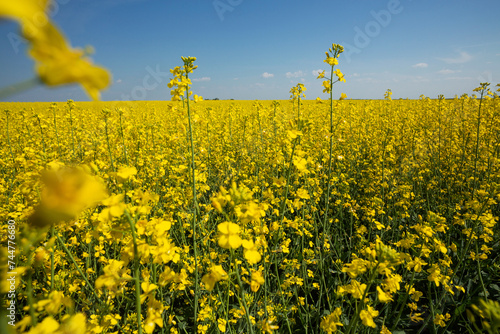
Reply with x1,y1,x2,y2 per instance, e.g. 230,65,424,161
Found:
140,281,158,303
287,129,303,141
217,318,227,332
158,267,177,287
36,291,71,315
411,290,423,302
28,164,107,228
242,239,262,264
296,188,310,199
293,156,309,174
324,55,338,66
360,305,379,328
434,313,451,327
29,26,111,100
410,312,424,323
27,316,60,334
380,325,392,334
323,80,332,93
320,307,343,333
217,222,242,249
116,166,137,182
141,281,158,294
342,257,368,278
98,194,127,222
0,0,48,22
0,0,111,100
427,264,442,286
407,257,427,273
334,69,346,82
377,286,393,303
339,93,347,100
258,318,279,333
59,313,87,334
250,270,265,292
201,265,227,291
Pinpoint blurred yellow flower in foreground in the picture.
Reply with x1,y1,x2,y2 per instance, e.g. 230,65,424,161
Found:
0,0,111,100
0,0,48,21
28,163,107,228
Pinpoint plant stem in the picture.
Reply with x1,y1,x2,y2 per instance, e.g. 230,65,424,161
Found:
125,211,143,334
104,116,116,172
472,89,484,199
232,250,255,334
0,77,40,100
27,270,37,327
55,233,102,302
185,72,200,329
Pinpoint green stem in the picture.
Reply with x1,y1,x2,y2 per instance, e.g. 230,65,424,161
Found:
391,269,417,330
27,270,37,327
474,242,488,300
104,117,116,171
4,110,16,165
232,250,255,334
0,77,41,100
345,264,379,334
427,283,437,334
185,72,200,329
68,104,76,160
118,109,129,165
50,225,55,291
277,140,297,232
55,233,102,303
125,211,143,334
52,104,62,159
35,115,47,162
472,90,484,199
322,64,335,236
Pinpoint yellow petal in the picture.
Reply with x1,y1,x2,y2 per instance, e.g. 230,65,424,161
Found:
0,0,49,22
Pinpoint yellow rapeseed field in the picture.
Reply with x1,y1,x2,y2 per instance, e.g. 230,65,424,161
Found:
1,82,500,333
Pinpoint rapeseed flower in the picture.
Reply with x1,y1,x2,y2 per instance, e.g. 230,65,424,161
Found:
360,305,379,328
201,265,227,291
242,239,262,264
217,222,242,249
250,270,265,292
320,307,343,333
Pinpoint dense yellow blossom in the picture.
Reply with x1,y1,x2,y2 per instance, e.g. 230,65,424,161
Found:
1,63,499,334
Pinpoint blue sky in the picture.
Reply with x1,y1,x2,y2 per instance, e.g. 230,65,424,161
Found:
1,0,499,101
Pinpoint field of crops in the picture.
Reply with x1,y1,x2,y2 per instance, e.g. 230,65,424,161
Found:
1,84,500,334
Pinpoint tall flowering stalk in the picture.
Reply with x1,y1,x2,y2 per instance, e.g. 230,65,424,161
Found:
168,56,203,328
471,82,490,200
317,44,345,247
290,83,306,130
316,44,345,315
